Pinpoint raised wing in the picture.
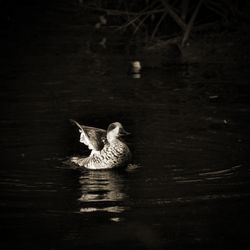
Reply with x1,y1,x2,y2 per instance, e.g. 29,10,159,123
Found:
70,119,107,151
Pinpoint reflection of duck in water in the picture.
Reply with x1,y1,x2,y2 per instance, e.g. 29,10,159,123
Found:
79,170,127,215
70,120,131,170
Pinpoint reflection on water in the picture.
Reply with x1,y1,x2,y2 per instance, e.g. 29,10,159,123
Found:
172,164,247,183
78,170,128,219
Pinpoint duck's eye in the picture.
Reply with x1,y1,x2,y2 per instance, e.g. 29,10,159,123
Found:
108,123,116,132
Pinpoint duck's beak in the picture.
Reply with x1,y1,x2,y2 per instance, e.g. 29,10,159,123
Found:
119,127,130,136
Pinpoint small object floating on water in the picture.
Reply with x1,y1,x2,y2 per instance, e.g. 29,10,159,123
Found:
209,95,219,99
130,61,142,79
131,61,141,73
70,119,131,170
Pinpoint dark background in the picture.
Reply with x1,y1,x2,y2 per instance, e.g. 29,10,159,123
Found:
1,1,250,250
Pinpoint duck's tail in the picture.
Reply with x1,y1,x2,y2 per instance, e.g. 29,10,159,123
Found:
70,156,90,167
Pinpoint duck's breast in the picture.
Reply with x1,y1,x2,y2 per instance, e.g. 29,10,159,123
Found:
102,141,131,167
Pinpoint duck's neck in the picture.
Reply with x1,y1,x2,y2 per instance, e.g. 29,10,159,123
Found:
107,135,119,143
107,126,120,142
108,130,122,143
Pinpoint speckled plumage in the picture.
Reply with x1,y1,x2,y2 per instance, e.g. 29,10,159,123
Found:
70,120,131,170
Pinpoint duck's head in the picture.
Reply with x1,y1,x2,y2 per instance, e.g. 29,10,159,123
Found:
107,122,130,142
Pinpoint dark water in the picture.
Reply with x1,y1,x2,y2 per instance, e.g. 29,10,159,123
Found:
1,44,250,250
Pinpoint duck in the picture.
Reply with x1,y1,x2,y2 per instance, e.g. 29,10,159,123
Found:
70,119,131,170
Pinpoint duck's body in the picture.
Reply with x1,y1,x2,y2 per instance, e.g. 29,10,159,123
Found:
70,120,131,170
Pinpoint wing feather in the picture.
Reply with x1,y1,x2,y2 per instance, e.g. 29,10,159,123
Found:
70,119,107,151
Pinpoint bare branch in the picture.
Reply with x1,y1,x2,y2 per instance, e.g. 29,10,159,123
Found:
85,5,165,17
159,0,187,31
181,0,203,47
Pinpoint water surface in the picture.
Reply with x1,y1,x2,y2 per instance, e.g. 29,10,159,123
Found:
1,48,250,249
